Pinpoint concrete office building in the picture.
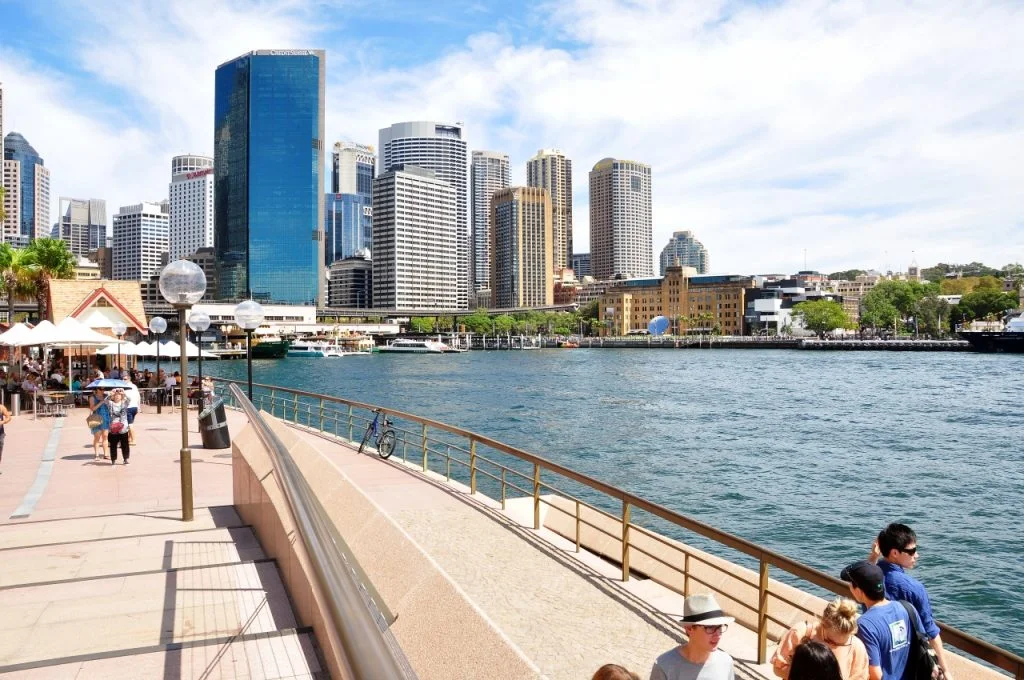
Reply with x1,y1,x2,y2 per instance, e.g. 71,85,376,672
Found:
372,165,457,311
659,230,709,275
326,141,375,264
491,187,553,308
589,158,652,281
3,131,50,244
2,158,19,244
379,121,468,308
169,154,214,260
328,253,372,308
112,202,169,281
527,149,573,272
471,150,510,293
571,252,591,278
215,50,326,304
57,197,107,257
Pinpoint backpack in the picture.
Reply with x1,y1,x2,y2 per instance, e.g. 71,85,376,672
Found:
898,600,943,680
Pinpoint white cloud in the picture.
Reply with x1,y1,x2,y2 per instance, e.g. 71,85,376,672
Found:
2,0,1022,273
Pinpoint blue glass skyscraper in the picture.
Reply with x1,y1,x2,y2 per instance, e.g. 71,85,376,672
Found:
325,141,375,264
214,50,325,304
4,131,51,242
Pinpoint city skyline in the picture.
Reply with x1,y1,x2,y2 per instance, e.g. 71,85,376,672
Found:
0,1,1022,274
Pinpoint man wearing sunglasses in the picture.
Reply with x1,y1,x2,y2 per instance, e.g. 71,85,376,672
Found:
869,522,952,679
650,593,735,680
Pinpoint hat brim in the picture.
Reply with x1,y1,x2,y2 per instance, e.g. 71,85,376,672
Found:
682,615,735,626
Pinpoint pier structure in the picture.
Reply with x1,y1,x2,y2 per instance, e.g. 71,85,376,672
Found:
0,380,1019,679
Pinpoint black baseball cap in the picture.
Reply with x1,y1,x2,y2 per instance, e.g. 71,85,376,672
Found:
840,560,885,599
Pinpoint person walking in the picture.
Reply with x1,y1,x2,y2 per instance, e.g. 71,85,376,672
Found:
106,389,130,465
0,402,11,474
772,597,868,680
789,640,844,680
88,387,110,461
650,593,735,680
123,376,141,445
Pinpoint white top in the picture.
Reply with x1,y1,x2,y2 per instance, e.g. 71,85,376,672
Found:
164,376,177,389
125,384,141,409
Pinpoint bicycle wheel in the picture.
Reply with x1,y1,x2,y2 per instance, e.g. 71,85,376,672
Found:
357,424,373,454
377,429,396,459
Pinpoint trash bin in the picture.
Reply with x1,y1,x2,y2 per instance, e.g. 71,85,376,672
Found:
198,398,231,449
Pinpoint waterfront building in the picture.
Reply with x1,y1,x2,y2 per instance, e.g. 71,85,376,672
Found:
73,257,102,280
3,131,50,243
744,276,846,335
589,158,652,280
490,187,553,308
112,201,169,281
659,230,709,275
56,197,107,257
169,154,214,260
527,149,573,272
828,271,883,325
571,252,591,278
326,141,375,265
327,253,372,308
184,246,219,302
471,150,510,293
378,121,468,308
371,165,458,311
214,50,326,304
598,266,752,335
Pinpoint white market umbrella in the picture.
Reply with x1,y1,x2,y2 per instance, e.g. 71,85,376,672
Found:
133,341,156,357
184,340,218,359
49,317,118,348
160,340,182,358
0,322,33,346
96,341,138,356
16,320,58,346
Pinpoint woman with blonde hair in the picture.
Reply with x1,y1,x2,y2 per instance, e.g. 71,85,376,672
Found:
591,664,640,680
771,597,868,680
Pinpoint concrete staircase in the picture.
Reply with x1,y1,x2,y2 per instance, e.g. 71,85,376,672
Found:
0,506,325,679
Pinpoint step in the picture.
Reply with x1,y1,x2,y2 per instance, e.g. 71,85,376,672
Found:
0,560,298,670
0,628,324,679
0,506,243,551
0,526,265,589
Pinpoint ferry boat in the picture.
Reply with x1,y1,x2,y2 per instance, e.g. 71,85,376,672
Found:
251,338,290,359
959,315,1024,353
287,340,347,358
377,338,447,354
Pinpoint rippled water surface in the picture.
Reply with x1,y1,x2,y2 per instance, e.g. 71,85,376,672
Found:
201,349,1023,655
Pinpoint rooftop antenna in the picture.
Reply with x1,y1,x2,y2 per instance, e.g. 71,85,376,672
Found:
803,248,807,271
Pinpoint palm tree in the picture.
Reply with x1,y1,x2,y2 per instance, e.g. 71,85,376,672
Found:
25,238,75,321
0,243,39,325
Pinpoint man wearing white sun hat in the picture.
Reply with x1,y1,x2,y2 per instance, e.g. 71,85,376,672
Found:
650,593,736,680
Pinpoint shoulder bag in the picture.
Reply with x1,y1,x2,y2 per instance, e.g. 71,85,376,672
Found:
898,600,943,680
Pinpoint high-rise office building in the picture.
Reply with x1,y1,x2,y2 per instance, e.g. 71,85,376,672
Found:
328,254,372,308
169,154,214,260
659,230,709,275
527,149,573,272
379,121,468,308
372,165,457,310
470,150,510,293
0,83,5,167
2,158,19,244
589,157,652,280
571,253,591,278
214,49,326,304
3,131,50,244
57,198,107,257
326,141,375,264
112,202,169,281
491,187,553,308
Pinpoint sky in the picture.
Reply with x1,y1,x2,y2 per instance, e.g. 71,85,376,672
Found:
1,0,1022,275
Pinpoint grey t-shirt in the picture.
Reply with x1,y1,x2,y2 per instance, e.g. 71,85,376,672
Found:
650,648,735,680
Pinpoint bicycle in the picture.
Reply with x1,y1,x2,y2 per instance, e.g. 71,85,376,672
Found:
358,408,396,459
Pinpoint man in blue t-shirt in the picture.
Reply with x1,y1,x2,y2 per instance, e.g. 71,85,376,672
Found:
841,560,913,680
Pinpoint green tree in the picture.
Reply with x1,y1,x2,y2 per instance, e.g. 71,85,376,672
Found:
460,311,493,335
953,290,1018,326
409,317,435,334
828,269,866,281
0,243,39,324
492,314,515,335
578,299,598,320
792,299,853,337
915,295,951,337
25,238,75,321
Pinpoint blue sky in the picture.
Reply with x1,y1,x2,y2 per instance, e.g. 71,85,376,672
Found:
1,0,1022,273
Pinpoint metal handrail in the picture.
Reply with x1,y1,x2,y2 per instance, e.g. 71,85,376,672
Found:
227,384,415,680
215,377,1024,678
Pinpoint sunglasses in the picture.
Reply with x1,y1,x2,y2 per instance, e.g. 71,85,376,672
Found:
900,546,918,556
696,624,728,634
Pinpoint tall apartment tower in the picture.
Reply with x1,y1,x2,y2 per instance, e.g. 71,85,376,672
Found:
589,157,652,280
371,165,458,310
326,141,375,264
527,149,573,272
3,131,50,245
57,198,107,257
169,154,214,260
659,230,709,275
215,50,326,304
470,150,510,294
491,187,554,308
0,83,5,165
112,202,170,281
379,121,468,308
0,83,14,243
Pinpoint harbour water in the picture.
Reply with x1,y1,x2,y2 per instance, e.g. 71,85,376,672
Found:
200,349,1024,655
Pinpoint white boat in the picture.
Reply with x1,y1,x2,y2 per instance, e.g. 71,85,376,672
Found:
287,339,350,358
377,339,447,354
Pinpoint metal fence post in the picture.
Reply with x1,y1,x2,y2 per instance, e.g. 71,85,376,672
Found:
758,556,769,664
684,553,691,597
293,393,299,422
501,469,506,510
421,424,428,471
621,500,631,582
533,463,541,530
269,389,276,416
445,445,451,481
575,500,581,553
347,405,353,441
318,398,324,431
469,439,477,494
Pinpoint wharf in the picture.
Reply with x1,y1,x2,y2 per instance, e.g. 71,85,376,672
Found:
575,336,971,351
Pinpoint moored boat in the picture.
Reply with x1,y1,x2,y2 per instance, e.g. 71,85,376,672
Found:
377,338,447,354
959,315,1024,353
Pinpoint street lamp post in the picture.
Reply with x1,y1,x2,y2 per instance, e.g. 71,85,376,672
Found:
149,316,167,414
159,260,207,523
112,321,127,378
187,311,211,393
233,300,265,402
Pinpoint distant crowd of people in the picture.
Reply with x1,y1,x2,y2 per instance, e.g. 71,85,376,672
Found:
592,522,949,680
